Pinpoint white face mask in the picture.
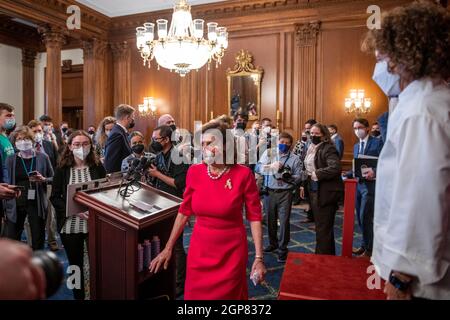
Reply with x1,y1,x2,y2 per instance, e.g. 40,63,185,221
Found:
263,126,271,134
372,61,401,97
354,129,367,140
203,149,215,165
72,146,91,161
16,139,34,152
34,132,43,143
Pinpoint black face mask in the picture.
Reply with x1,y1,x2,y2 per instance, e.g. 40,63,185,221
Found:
128,119,135,129
301,136,308,142
61,127,68,133
236,122,246,130
371,130,381,137
151,140,163,153
88,130,95,135
131,144,145,155
311,136,322,145
169,124,176,132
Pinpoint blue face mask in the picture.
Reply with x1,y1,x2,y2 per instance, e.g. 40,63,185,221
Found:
3,118,16,130
278,143,289,154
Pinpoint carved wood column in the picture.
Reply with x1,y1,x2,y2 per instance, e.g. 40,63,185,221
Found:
295,21,321,126
83,39,109,129
38,26,65,125
111,41,131,106
21,48,37,124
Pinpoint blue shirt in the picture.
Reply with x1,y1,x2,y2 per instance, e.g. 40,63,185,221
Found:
255,149,302,190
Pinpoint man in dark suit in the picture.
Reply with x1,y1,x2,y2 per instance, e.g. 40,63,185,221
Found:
352,118,384,258
104,104,135,173
327,124,345,160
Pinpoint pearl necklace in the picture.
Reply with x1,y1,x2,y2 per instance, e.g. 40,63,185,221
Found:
207,165,229,180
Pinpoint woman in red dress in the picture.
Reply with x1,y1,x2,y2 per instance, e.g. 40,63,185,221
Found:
150,120,266,300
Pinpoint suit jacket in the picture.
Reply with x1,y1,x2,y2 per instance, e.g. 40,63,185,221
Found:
312,142,344,208
42,140,58,170
104,124,132,173
353,135,384,159
332,134,345,160
50,163,106,232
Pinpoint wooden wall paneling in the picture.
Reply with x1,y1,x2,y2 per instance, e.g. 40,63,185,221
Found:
319,21,388,166
111,41,131,107
82,39,112,130
39,25,65,125
62,68,83,107
21,48,37,124
130,43,181,141
295,21,321,138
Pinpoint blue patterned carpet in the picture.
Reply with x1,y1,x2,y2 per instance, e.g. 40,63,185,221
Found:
46,204,360,300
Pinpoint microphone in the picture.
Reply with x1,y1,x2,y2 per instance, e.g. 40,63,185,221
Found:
125,158,141,180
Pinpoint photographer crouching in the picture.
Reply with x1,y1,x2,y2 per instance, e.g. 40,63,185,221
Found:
147,125,189,297
256,132,302,263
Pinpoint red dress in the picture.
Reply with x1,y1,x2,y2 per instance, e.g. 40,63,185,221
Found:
179,164,262,300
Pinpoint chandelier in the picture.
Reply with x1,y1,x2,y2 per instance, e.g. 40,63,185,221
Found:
136,0,228,77
344,89,371,115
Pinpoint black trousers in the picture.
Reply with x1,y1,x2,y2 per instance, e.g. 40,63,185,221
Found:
5,204,45,250
175,231,186,290
60,233,88,300
267,190,293,255
309,190,337,255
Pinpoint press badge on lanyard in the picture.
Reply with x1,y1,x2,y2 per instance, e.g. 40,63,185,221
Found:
21,156,36,200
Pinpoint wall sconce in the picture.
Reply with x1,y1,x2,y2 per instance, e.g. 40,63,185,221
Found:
138,97,157,118
344,89,371,115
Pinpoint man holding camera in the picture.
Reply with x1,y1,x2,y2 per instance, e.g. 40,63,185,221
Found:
147,125,189,297
256,132,302,263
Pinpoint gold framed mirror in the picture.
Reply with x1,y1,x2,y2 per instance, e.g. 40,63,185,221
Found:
227,50,263,121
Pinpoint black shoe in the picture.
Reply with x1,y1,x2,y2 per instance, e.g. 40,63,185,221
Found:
277,253,287,263
263,245,278,253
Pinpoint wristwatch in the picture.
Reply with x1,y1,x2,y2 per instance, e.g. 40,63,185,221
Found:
389,271,411,292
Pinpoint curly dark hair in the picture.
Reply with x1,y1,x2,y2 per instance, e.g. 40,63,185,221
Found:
58,130,100,169
362,1,450,81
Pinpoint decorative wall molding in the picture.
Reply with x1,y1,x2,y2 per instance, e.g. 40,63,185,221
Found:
110,41,130,61
38,25,66,48
295,21,321,47
21,48,37,68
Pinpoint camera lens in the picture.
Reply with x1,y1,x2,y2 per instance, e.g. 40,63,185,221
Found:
31,251,64,298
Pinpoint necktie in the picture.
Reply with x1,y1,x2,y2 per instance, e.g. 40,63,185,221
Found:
359,141,365,155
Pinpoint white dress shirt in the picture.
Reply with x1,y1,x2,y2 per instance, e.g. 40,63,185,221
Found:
372,78,450,299
358,134,369,156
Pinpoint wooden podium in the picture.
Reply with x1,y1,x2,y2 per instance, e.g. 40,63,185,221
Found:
74,182,181,300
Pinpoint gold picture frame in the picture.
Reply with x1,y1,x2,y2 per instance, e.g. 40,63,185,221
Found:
227,50,264,121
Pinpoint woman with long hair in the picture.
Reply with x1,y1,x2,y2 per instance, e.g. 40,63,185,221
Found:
50,130,106,300
95,116,116,162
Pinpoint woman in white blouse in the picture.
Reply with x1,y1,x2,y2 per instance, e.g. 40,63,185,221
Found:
363,2,450,300
50,131,106,300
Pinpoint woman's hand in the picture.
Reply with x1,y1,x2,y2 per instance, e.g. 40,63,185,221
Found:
29,172,46,183
251,259,267,284
299,187,305,199
384,281,412,300
149,247,172,273
76,211,89,220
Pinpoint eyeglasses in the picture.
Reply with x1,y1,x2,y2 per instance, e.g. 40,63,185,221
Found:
152,137,165,142
72,142,91,148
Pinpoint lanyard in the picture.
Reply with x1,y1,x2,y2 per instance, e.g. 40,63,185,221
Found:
20,156,35,175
